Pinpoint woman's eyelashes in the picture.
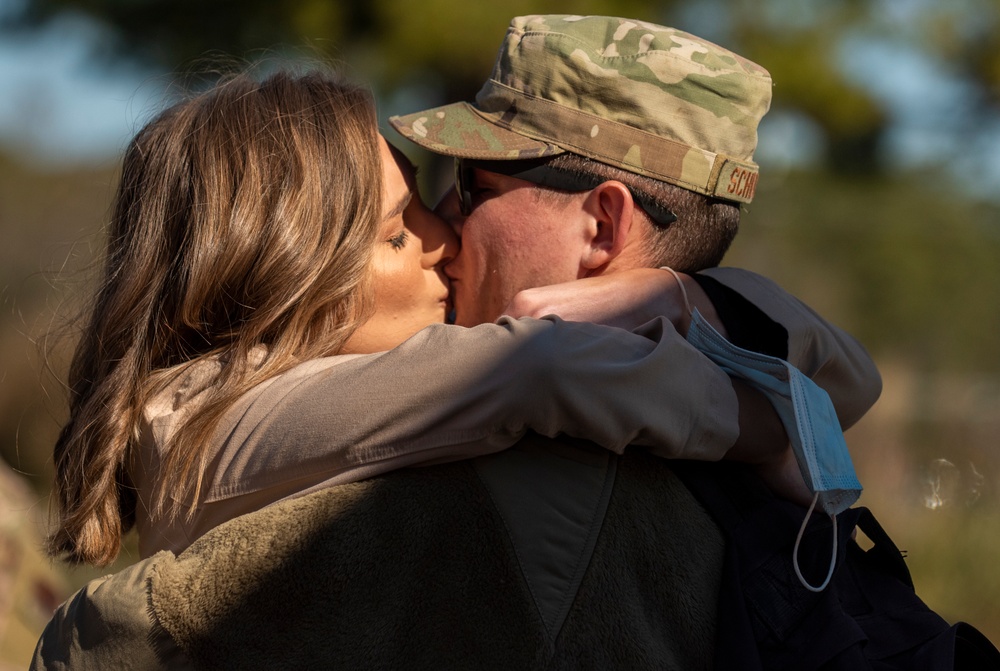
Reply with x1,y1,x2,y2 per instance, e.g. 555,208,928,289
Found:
387,229,409,250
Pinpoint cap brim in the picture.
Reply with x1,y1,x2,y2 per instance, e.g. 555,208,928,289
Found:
388,101,564,160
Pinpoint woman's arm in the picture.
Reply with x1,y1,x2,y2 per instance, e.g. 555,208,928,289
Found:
502,266,880,505
198,316,739,504
696,267,881,429
503,266,882,430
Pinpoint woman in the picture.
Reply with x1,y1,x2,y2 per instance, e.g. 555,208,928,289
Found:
49,68,874,567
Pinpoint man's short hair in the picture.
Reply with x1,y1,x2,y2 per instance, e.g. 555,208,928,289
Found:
543,153,740,273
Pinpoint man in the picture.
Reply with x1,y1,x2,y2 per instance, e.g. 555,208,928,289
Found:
384,17,999,669
388,14,875,499
31,16,885,670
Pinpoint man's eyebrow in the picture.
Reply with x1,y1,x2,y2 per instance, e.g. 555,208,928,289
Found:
473,167,499,186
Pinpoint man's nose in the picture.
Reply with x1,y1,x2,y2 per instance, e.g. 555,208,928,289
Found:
434,190,465,238
433,220,460,266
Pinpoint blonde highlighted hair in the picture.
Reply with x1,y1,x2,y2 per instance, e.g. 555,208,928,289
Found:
49,69,384,565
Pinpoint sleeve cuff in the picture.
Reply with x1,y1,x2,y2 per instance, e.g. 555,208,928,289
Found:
692,274,788,359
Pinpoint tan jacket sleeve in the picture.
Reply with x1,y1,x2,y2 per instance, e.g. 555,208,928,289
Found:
203,316,739,504
699,267,882,429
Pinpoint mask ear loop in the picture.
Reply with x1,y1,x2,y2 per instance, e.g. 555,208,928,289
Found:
793,492,838,592
660,267,693,318
664,265,839,592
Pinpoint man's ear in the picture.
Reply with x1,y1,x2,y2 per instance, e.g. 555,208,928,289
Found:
579,181,635,273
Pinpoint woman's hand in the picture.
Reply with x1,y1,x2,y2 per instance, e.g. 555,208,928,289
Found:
505,267,817,506
501,267,728,336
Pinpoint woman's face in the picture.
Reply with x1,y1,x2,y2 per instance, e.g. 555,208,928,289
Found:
341,137,459,354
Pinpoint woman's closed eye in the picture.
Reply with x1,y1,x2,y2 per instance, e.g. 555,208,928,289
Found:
387,229,409,250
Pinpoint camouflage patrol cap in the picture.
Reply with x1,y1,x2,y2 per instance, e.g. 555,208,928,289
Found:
389,15,772,204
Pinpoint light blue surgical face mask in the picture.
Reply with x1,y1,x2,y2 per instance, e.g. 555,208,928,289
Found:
671,280,863,591
685,308,862,591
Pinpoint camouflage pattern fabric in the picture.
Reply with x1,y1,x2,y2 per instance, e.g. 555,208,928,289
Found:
390,15,772,204
0,463,68,670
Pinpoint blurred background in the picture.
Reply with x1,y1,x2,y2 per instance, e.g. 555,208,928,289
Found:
0,0,998,665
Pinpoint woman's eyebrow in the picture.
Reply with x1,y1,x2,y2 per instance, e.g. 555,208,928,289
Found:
384,143,420,220
383,191,413,221
401,158,420,189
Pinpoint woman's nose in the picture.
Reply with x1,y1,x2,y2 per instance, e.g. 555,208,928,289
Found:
421,209,459,267
434,190,465,238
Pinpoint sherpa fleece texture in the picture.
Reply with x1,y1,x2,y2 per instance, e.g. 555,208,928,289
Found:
147,453,723,670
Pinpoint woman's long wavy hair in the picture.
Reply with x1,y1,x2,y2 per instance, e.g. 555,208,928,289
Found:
48,69,384,565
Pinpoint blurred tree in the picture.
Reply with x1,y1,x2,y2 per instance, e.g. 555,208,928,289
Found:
725,0,889,173
899,0,1000,106
733,168,1000,376
8,0,1000,184
4,1,666,97
4,0,899,174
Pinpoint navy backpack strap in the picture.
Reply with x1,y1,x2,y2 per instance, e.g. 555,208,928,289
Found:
835,509,1000,670
670,461,1000,671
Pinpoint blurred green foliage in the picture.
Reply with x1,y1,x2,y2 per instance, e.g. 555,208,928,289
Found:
736,168,1000,375
10,0,1000,175
0,152,112,488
